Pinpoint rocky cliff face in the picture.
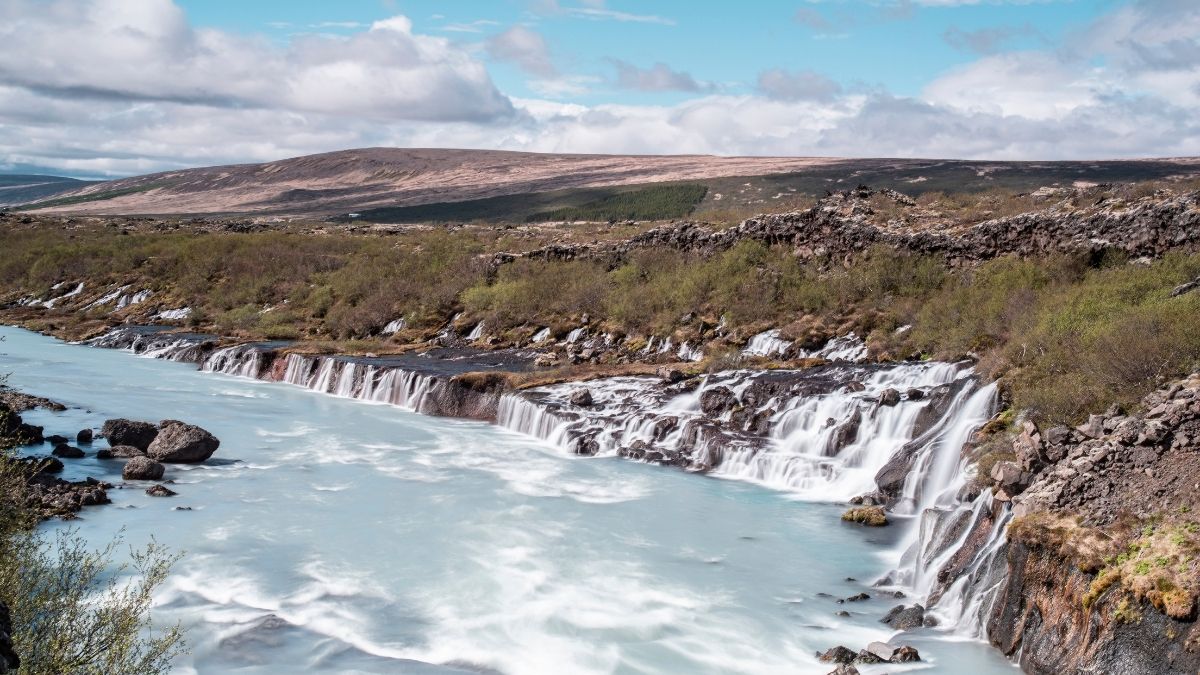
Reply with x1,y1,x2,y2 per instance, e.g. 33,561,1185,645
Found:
964,375,1200,674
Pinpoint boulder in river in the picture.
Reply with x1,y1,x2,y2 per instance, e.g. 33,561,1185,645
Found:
146,420,219,463
76,428,93,444
122,456,165,481
817,646,856,664
842,506,888,526
45,434,69,445
865,641,920,663
877,388,901,406
102,419,159,451
145,484,177,497
51,443,84,459
880,604,926,630
97,445,145,460
569,389,594,407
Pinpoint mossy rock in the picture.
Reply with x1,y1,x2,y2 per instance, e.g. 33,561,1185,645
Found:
842,506,889,527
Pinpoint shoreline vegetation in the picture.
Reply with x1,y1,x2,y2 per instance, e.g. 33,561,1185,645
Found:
0,378,185,674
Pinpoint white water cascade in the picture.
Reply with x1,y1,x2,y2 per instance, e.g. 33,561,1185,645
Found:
743,329,792,357
88,325,1012,645
499,362,982,500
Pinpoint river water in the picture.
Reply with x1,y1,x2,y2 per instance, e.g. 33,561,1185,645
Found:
0,326,1015,674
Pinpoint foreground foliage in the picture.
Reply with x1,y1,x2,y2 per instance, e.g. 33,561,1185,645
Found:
0,427,184,674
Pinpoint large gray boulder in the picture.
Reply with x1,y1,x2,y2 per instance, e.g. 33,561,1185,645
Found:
122,456,165,481
146,420,219,463
102,419,158,451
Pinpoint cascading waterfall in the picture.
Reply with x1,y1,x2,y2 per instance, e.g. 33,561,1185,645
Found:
87,325,1012,646
743,329,792,357
498,360,1012,644
498,362,976,499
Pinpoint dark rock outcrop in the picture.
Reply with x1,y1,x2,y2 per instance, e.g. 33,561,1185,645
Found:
495,187,1200,270
51,443,84,459
146,420,219,463
122,456,165,480
101,418,158,451
97,445,144,459
880,604,925,630
145,484,177,497
988,538,1200,675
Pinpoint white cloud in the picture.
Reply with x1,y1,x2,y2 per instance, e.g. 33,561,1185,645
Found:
2,0,1200,178
611,61,708,92
487,26,557,77
757,69,844,102
0,0,513,123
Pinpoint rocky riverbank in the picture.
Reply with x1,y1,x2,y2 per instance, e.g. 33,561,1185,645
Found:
1,392,221,519
919,375,1200,675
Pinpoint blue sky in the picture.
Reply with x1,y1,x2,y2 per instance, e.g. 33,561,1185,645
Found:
0,0,1197,177
175,0,1114,102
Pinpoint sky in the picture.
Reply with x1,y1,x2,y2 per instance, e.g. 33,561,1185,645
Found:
1,0,1198,178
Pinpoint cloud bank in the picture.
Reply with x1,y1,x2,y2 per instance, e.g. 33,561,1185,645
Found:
0,0,1198,176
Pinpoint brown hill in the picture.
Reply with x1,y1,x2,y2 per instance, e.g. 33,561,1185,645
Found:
22,148,1200,219
24,148,837,217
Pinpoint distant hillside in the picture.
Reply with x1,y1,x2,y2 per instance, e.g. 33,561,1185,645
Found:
19,148,1200,220
0,174,98,207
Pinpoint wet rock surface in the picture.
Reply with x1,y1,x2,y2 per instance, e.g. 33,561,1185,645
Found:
123,456,165,481
146,420,220,463
101,418,159,451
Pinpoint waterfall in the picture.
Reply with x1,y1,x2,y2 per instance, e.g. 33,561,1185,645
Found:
382,318,406,335
531,327,551,343
566,327,587,343
202,344,264,378
677,342,704,362
87,326,210,362
466,322,485,341
497,362,980,501
880,384,1015,640
41,282,84,308
804,333,868,362
743,329,792,357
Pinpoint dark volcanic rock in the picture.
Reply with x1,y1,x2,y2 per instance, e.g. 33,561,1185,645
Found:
102,418,159,451
97,445,145,459
122,456,165,481
76,428,93,444
877,388,901,406
569,389,594,407
146,420,219,463
51,443,84,459
817,646,856,664
880,604,925,630
699,386,738,417
145,484,177,497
